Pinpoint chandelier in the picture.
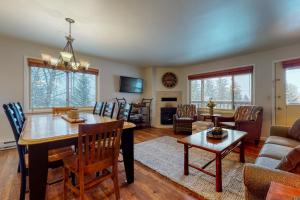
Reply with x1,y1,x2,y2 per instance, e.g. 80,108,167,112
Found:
41,18,90,70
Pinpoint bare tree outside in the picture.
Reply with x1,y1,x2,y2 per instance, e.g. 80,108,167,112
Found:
31,67,96,109
286,68,300,104
286,83,299,104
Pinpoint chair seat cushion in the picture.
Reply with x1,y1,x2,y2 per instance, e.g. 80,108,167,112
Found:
220,121,235,128
63,154,113,173
255,156,281,169
23,147,74,168
259,143,292,160
48,147,74,162
265,136,300,148
178,117,194,120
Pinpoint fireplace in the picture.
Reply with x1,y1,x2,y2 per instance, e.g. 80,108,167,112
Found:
160,107,177,125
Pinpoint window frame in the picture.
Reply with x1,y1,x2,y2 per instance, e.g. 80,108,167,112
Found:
25,57,99,113
189,66,253,110
284,67,300,105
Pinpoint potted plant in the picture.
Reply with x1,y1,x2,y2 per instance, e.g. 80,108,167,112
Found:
207,98,216,116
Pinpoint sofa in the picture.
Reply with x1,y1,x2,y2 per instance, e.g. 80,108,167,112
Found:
243,125,300,200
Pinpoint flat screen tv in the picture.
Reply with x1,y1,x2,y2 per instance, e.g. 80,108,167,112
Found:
119,76,144,93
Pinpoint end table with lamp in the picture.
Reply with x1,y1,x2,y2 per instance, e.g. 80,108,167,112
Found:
200,113,222,126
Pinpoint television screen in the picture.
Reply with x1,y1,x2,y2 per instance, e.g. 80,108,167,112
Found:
119,76,143,93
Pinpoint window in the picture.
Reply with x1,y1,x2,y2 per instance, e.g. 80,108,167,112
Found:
234,73,252,108
30,65,97,109
285,68,300,104
189,66,253,109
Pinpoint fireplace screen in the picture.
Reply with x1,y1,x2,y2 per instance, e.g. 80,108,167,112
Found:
161,107,177,125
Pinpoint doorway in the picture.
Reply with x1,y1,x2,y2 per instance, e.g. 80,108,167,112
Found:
275,61,300,126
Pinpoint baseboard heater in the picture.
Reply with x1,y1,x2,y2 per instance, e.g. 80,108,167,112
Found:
0,141,16,151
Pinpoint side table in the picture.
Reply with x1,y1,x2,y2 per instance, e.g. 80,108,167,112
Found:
266,182,300,200
199,113,221,126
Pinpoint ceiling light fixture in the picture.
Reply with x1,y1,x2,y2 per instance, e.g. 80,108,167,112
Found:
41,18,90,70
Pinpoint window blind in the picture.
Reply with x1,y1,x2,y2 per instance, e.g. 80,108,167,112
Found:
188,65,253,80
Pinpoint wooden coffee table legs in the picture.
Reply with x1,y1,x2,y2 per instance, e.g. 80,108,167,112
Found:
215,153,222,192
184,149,223,192
240,139,245,163
183,139,245,192
184,144,189,175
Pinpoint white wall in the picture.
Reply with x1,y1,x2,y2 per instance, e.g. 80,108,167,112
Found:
0,35,143,143
179,43,300,138
142,67,184,126
2,34,300,142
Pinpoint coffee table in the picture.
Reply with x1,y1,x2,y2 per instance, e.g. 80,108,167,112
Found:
177,129,247,192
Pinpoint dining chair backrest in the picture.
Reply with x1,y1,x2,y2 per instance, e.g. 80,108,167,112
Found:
15,102,26,122
52,107,73,115
115,97,127,107
93,102,104,115
102,102,115,118
8,103,23,132
78,120,124,170
117,103,132,121
2,104,26,173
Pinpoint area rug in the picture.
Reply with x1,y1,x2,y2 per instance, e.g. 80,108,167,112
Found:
134,136,254,200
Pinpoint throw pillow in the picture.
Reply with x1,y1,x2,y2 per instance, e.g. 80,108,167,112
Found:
288,118,300,140
276,145,300,174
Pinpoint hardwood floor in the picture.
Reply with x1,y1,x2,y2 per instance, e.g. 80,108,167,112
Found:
0,128,262,200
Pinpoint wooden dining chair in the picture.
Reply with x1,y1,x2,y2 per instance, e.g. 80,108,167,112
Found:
117,102,132,121
102,102,115,118
93,102,104,115
3,104,75,200
63,120,124,200
52,107,73,115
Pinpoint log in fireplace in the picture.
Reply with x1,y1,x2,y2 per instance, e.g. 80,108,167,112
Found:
160,107,177,125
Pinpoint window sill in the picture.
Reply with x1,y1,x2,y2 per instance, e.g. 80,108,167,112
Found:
198,108,234,116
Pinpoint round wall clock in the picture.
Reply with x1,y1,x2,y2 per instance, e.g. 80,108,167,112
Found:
162,72,178,88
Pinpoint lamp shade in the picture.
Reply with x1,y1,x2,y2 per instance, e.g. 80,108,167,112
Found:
60,51,73,62
80,60,90,69
41,53,52,63
50,57,59,66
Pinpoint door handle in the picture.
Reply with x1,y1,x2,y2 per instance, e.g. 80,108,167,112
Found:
277,107,282,110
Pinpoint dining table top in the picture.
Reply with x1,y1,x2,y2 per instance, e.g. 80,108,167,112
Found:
19,112,136,146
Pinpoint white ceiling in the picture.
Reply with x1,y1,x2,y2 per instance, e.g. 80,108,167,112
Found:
1,0,300,66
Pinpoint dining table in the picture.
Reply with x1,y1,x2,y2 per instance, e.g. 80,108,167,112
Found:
18,112,136,200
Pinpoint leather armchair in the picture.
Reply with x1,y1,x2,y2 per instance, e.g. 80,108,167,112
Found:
216,106,263,144
173,104,197,134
